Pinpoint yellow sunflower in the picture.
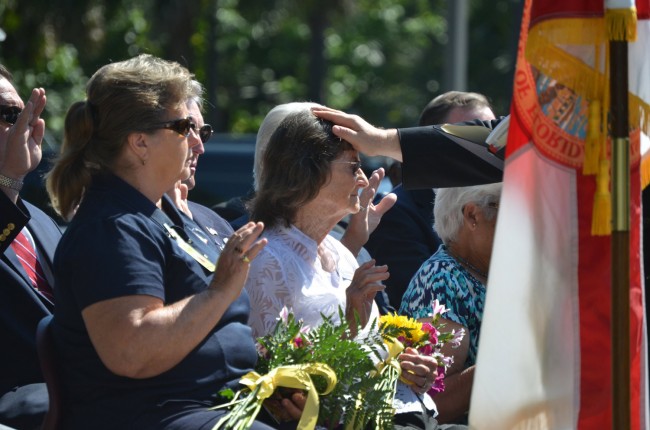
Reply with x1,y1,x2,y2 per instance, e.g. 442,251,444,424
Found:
379,313,427,344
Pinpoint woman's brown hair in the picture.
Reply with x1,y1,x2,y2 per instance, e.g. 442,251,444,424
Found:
46,54,196,220
250,109,352,229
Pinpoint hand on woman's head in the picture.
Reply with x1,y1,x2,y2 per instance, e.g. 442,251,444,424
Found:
310,106,402,161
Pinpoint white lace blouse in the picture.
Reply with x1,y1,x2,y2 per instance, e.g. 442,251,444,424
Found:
245,224,435,417
245,224,379,338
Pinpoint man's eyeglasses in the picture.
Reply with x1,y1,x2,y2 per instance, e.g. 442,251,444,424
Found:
0,106,22,125
332,160,363,175
198,124,213,144
153,117,196,137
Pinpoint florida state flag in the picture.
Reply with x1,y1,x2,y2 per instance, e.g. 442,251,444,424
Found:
469,1,650,429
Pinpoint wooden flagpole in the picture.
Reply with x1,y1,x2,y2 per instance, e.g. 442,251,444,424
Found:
609,37,631,430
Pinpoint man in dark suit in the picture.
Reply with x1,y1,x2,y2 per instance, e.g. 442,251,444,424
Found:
0,65,59,429
365,92,496,312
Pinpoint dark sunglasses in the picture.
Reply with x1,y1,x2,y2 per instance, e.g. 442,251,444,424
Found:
332,160,363,175
198,124,213,144
153,117,196,137
0,106,22,125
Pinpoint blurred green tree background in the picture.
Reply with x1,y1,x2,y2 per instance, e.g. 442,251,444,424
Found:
0,0,522,143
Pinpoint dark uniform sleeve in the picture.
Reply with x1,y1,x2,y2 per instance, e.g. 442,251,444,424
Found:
398,117,506,189
0,192,30,254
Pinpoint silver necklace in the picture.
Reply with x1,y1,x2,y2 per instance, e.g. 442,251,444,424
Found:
449,250,488,279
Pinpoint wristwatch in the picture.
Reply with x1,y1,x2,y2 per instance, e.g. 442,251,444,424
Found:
0,173,24,191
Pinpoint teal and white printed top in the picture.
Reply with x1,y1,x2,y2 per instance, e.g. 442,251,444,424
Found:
399,244,486,367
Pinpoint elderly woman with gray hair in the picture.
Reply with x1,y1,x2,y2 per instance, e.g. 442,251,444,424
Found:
399,183,502,425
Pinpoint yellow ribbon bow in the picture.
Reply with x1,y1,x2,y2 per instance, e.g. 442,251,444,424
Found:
240,363,337,430
377,337,404,375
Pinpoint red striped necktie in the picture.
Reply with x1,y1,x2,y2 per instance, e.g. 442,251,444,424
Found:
10,230,54,302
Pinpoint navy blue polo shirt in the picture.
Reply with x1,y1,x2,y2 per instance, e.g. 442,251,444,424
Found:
52,173,257,429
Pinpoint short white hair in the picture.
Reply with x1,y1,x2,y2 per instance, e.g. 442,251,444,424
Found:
253,102,323,191
187,79,205,110
433,182,502,245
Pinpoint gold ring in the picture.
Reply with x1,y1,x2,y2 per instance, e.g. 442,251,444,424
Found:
241,255,250,263
359,206,367,212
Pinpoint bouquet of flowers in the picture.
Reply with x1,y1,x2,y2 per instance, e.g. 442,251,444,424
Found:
377,299,465,408
212,307,395,430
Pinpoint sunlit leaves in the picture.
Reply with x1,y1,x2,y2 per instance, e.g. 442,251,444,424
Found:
0,0,520,136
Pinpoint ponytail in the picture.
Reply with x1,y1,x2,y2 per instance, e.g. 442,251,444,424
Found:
46,101,97,220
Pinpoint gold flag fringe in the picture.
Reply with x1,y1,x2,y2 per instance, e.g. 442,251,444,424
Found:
525,11,647,234
527,15,649,139
526,25,603,103
605,7,638,41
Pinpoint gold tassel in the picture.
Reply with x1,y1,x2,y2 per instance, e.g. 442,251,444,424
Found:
591,42,612,236
583,101,601,175
591,147,612,236
605,7,638,41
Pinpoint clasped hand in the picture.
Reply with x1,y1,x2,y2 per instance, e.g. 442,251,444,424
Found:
398,347,439,395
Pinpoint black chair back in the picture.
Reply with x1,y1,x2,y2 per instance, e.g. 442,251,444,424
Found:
36,315,64,430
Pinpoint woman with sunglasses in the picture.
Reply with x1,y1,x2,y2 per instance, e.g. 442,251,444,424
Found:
245,106,457,429
45,55,288,429
245,106,385,338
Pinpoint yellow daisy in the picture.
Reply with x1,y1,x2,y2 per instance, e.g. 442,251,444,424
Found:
379,313,427,344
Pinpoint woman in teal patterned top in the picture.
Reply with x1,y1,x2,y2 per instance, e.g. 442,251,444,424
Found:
399,182,501,424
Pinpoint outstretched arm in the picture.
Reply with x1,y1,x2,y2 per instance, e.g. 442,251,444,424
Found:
313,105,506,189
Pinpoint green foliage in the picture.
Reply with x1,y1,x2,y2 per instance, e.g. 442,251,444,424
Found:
255,309,393,429
208,0,451,129
0,0,520,138
10,45,86,137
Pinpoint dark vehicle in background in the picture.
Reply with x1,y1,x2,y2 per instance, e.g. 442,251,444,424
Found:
191,134,256,220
